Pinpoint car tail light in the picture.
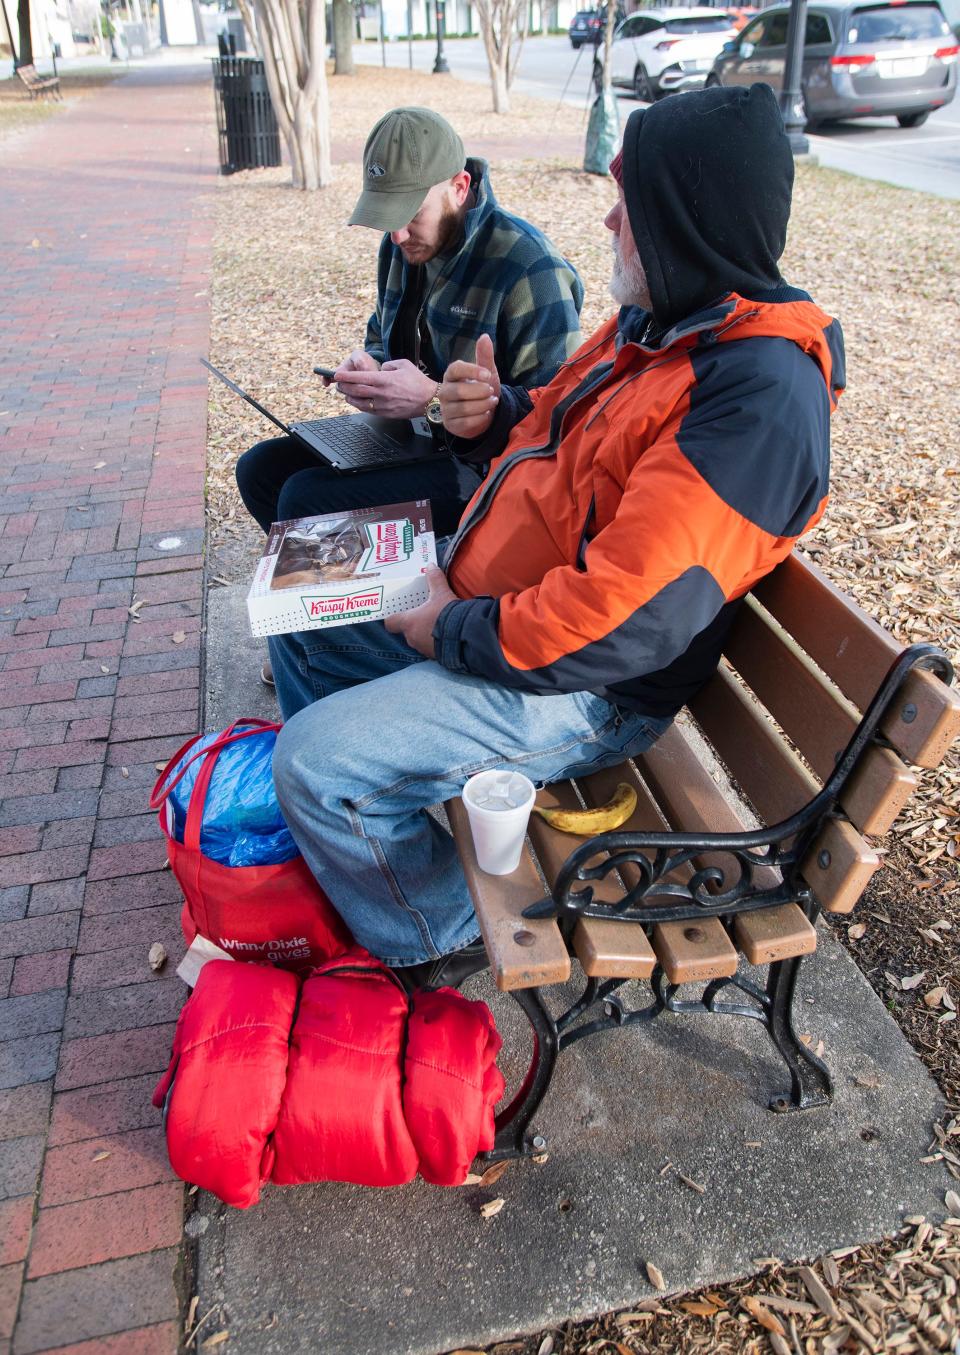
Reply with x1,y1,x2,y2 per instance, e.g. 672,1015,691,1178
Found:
831,52,876,67
655,38,681,50
935,44,959,62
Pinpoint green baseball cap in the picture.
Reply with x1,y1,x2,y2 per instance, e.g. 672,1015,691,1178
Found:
348,107,466,233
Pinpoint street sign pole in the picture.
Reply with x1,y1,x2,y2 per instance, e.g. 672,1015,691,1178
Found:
780,0,810,154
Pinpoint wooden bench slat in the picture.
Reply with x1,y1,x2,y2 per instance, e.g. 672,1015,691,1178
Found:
752,552,901,706
446,797,570,992
724,597,859,782
752,554,960,769
733,904,817,965
843,745,917,836
528,779,663,977
635,723,782,891
652,917,738,983
691,663,819,825
572,917,657,979
881,668,960,770
691,663,917,838
800,818,881,914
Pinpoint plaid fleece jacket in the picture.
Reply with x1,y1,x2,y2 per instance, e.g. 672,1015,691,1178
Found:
363,158,584,389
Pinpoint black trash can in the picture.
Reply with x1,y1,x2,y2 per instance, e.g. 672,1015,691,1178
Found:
212,56,281,175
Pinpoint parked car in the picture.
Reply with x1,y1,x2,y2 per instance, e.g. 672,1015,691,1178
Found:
570,6,625,48
706,0,958,127
594,6,740,99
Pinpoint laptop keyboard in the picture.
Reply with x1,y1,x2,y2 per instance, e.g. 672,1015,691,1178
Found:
298,418,406,468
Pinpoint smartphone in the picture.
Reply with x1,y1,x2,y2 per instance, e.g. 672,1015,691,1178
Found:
313,365,338,380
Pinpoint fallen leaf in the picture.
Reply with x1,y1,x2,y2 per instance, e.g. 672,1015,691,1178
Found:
91,1150,111,1162
201,1335,229,1350
172,630,186,644
462,1173,483,1185
479,1160,511,1187
947,1190,960,1213
645,1261,665,1289
901,971,927,990
680,1300,718,1316
939,1011,957,1024
93,461,106,470
742,1296,785,1336
798,1264,839,1318
853,1071,882,1090
532,1152,549,1164
155,762,167,772
537,1337,554,1355
924,986,947,1007
848,922,867,940
677,1172,706,1194
479,1197,505,1219
148,943,167,972
184,1296,199,1335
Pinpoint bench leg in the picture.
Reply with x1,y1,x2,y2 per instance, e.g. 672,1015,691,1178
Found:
482,986,559,1162
765,953,832,1112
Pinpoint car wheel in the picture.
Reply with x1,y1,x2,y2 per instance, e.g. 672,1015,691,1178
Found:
571,38,581,48
897,110,929,128
633,64,655,101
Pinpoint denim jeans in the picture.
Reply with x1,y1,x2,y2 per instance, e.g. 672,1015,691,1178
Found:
270,619,672,967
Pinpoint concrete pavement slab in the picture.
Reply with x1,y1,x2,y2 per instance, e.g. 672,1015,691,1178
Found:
195,586,953,1355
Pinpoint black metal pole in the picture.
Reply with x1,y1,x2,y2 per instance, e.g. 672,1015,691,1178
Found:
780,0,810,154
433,0,449,72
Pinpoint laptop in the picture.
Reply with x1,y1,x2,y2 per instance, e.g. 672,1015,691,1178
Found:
201,359,443,474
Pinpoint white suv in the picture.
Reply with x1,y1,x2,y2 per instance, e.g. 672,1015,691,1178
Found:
597,6,739,99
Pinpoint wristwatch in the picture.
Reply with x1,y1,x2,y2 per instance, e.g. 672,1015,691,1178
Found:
425,392,445,450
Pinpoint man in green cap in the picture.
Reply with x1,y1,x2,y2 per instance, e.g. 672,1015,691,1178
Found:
236,106,584,569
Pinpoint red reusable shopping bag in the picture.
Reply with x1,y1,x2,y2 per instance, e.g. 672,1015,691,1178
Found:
150,718,354,972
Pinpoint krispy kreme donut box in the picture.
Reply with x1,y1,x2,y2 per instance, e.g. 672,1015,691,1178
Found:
247,500,436,637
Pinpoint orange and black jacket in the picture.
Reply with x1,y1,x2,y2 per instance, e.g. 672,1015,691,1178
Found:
434,289,845,720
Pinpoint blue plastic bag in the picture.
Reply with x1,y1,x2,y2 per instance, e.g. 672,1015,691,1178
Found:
166,726,299,868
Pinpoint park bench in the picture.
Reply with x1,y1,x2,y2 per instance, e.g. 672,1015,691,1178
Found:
446,550,960,1161
15,63,61,100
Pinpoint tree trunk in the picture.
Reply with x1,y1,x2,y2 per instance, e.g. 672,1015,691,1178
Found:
16,0,32,66
332,0,354,74
491,63,509,112
235,0,261,56
254,0,332,189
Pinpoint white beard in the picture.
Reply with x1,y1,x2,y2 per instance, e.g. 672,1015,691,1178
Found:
610,241,652,310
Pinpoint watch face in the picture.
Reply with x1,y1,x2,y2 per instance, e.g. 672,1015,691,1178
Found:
426,398,444,426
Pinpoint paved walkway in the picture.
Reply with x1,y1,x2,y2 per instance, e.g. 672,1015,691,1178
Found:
0,63,216,1353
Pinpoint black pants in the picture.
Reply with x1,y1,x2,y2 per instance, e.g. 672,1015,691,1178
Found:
235,436,483,537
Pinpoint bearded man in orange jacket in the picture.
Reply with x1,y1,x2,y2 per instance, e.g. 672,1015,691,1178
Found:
272,83,845,988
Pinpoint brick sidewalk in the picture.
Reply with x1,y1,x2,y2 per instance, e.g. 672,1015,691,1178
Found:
0,63,216,1354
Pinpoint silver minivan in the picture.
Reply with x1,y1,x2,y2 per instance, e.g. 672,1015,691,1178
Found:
707,0,958,127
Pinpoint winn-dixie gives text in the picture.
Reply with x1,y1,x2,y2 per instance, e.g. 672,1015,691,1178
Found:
247,500,435,637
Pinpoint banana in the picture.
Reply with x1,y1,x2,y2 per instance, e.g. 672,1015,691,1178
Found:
533,782,637,836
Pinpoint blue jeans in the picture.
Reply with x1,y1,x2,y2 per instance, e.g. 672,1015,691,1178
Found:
270,623,671,966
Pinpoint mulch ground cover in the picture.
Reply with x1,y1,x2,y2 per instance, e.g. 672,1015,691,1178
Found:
203,63,960,1355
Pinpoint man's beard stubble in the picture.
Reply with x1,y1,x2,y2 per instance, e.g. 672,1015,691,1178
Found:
610,240,652,311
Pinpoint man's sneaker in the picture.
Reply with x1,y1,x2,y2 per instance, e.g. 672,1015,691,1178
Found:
393,939,488,994
260,662,275,687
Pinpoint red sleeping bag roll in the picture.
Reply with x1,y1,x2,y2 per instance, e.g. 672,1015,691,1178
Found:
155,957,505,1204
152,960,298,1209
271,959,420,1189
403,987,505,1186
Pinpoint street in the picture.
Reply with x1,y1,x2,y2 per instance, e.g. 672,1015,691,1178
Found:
354,32,960,198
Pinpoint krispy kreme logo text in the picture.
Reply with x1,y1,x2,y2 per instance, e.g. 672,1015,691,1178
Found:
300,587,384,620
360,518,414,571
